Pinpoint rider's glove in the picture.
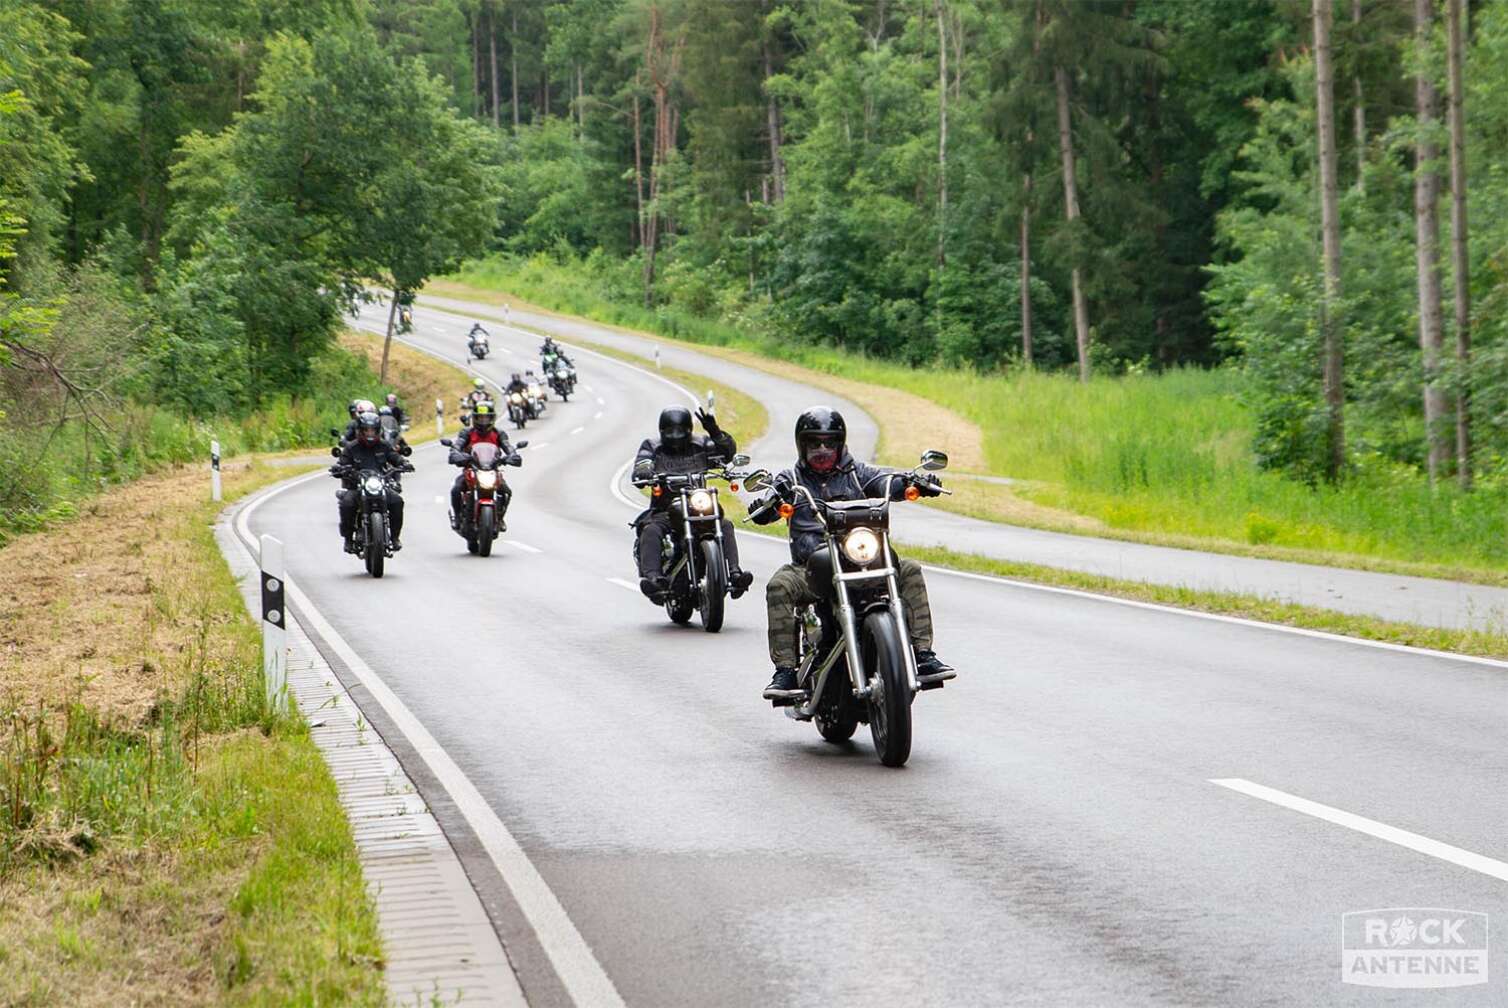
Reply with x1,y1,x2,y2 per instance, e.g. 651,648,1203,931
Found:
695,408,721,436
328,464,344,476
507,454,522,467
772,472,795,498
400,462,416,473
917,474,944,497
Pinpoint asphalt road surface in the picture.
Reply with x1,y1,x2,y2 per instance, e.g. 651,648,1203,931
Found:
248,299,1508,1006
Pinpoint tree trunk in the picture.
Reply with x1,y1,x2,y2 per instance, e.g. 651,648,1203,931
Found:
1020,178,1033,368
511,5,520,129
1054,65,1090,382
1446,0,1473,488
936,0,948,265
380,292,399,385
489,6,500,128
761,19,785,203
1314,0,1347,480
1414,0,1448,482
543,71,550,117
632,83,645,250
471,12,481,119
1352,0,1365,190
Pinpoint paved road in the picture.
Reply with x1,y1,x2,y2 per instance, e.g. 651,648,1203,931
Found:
412,290,1508,634
252,300,1508,1005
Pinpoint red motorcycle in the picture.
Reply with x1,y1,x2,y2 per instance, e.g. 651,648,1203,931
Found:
443,438,526,556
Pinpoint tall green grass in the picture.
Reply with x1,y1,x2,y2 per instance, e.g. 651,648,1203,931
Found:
451,253,1508,573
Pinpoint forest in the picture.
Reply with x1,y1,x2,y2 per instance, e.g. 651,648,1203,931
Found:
5,0,1508,538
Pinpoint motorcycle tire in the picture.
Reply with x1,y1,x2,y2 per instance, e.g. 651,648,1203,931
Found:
698,539,726,633
477,507,496,557
366,513,386,579
862,611,911,767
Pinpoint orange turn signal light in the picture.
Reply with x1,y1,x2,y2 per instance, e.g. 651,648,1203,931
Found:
778,502,795,519
904,485,921,502
729,483,740,492
651,486,663,497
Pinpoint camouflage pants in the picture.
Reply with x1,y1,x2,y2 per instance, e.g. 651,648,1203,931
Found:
765,556,934,667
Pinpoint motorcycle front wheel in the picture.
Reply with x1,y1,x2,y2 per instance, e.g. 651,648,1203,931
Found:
697,539,726,633
365,513,386,579
862,611,911,766
477,506,496,557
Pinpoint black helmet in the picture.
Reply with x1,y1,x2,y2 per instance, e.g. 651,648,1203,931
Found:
348,399,360,418
472,400,496,431
659,405,693,451
795,407,846,473
356,410,381,445
511,372,522,383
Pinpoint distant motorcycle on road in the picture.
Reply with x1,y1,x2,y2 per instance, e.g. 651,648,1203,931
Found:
744,450,952,767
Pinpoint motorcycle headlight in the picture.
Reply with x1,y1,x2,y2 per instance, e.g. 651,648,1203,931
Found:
529,384,541,395
510,393,523,404
363,475,384,494
476,470,498,489
689,489,714,514
841,527,881,566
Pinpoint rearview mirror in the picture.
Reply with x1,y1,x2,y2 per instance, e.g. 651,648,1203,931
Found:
919,449,949,472
440,438,453,447
515,439,529,448
742,469,772,492
329,428,342,438
730,453,751,467
330,446,341,458
633,458,655,478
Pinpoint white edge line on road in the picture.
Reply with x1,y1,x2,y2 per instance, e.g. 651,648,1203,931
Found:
593,411,603,420
570,426,584,435
606,577,640,592
530,441,550,451
404,296,1508,673
236,474,625,1008
1210,778,1508,883
596,397,606,406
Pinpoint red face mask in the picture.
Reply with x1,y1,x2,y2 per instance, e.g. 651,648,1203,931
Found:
805,443,839,473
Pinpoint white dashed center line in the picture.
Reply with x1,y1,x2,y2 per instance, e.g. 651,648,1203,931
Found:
606,577,639,592
593,411,603,420
570,427,584,435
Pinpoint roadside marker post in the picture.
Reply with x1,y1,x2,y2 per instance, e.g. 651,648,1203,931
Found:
707,390,716,412
260,534,288,714
654,346,661,369
436,398,444,436
210,440,222,501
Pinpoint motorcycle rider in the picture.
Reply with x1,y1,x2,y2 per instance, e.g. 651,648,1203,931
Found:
340,398,379,443
751,407,954,698
632,405,753,602
448,400,520,531
384,393,407,427
332,411,412,551
459,378,488,422
467,322,489,355
505,372,529,396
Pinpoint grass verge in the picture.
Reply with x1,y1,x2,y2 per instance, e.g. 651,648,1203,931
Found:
439,257,1508,586
0,459,384,1006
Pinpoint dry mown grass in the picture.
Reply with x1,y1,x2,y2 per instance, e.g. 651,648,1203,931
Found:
337,326,472,440
0,459,382,1006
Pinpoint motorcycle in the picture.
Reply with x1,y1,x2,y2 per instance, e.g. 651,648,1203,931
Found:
506,391,529,429
329,458,412,579
398,304,414,333
378,411,410,449
744,450,952,767
632,454,751,633
441,437,526,557
525,382,546,419
468,334,490,360
548,362,575,400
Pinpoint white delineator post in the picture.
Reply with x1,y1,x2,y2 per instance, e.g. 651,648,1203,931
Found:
260,534,288,714
707,390,716,412
436,397,444,436
654,346,662,370
210,440,222,501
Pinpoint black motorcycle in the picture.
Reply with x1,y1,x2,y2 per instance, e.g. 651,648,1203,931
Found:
745,450,951,767
632,454,750,633
441,437,526,556
468,333,490,360
329,460,411,578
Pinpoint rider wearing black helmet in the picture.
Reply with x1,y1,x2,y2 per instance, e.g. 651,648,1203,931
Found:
751,406,954,697
333,410,411,550
449,400,519,531
632,405,753,601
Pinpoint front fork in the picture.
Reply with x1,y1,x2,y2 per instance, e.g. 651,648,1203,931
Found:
835,531,919,697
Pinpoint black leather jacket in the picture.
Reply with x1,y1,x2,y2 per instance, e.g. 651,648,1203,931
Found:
752,450,912,563
633,430,736,512
334,439,410,489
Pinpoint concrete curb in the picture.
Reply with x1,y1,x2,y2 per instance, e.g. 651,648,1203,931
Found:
214,496,527,1008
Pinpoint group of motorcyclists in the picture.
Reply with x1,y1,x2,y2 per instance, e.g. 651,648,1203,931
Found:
328,322,958,714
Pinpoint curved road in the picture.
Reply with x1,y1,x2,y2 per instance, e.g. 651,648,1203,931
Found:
247,300,1507,1006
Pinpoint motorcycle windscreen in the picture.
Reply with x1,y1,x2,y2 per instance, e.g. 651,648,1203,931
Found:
469,442,501,468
